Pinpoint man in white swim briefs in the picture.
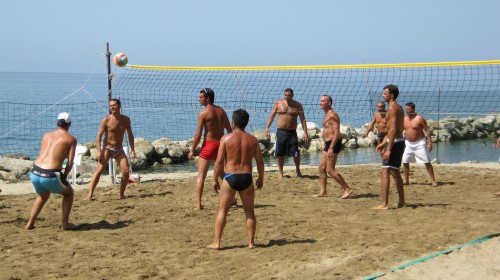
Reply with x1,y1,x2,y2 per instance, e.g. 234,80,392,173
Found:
402,102,438,187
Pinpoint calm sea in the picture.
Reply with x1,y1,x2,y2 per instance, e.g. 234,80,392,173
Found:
1,71,499,169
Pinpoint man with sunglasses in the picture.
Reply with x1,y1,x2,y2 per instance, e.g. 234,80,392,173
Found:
189,88,232,210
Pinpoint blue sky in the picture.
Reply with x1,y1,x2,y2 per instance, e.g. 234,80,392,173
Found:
1,0,499,73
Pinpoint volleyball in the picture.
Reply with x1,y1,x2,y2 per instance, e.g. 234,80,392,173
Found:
114,53,128,67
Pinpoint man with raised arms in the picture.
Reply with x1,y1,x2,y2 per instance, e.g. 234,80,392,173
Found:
316,95,353,198
265,88,309,178
87,99,135,200
188,88,232,210
207,109,264,250
402,102,438,187
364,102,388,145
372,85,406,210
25,112,78,230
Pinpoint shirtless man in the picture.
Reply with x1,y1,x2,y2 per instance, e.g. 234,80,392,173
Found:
265,88,309,178
25,112,78,230
496,137,500,196
188,88,232,210
317,95,353,198
402,102,438,187
207,109,264,250
87,99,135,200
372,85,406,210
364,102,387,144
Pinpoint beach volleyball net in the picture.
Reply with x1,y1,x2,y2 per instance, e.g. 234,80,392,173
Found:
1,60,500,170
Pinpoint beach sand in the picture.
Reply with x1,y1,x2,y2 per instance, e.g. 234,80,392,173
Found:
0,162,499,279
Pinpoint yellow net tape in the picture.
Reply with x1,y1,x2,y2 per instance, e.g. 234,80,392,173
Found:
127,60,500,71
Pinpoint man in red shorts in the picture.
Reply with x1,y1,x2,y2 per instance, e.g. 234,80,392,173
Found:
188,88,232,210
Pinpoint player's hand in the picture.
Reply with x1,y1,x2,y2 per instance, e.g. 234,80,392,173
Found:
303,133,309,143
382,150,391,161
375,143,385,153
265,128,270,136
427,142,433,152
130,150,136,159
256,177,263,189
188,151,194,160
213,181,220,193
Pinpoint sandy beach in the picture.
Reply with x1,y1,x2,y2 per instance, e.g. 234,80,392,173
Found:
0,162,499,279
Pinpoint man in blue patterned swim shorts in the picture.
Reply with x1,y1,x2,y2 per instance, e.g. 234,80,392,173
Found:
25,112,78,230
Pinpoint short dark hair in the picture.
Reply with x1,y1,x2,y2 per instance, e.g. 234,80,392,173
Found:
405,102,416,110
200,88,215,103
322,95,333,104
284,88,294,95
383,84,399,99
232,109,249,129
109,98,121,106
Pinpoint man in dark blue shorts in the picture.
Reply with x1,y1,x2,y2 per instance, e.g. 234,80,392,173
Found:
265,88,309,178
208,109,264,250
26,112,78,230
373,85,406,210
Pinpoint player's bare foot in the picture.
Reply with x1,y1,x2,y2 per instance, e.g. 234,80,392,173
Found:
403,181,409,185
313,193,327,197
207,242,220,250
25,224,35,230
432,181,438,187
397,202,406,208
296,170,303,178
85,196,93,201
495,191,500,196
119,195,128,200
60,223,80,230
194,205,204,210
341,189,353,199
248,243,257,249
371,205,389,210
278,172,284,178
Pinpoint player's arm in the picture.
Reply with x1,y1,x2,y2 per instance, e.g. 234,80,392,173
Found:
212,136,227,193
224,112,232,134
64,137,77,177
381,108,397,159
265,101,279,135
124,116,136,158
364,116,377,137
95,118,107,155
328,112,340,157
298,103,309,142
189,113,204,159
254,138,264,189
421,116,433,152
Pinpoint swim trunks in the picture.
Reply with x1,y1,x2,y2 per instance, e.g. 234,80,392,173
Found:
275,128,300,157
105,145,125,159
223,173,253,191
199,141,220,160
29,164,69,195
323,140,343,154
402,138,430,164
382,138,406,169
377,131,387,143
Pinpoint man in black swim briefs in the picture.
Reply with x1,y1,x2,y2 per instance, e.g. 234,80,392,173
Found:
316,95,353,199
207,109,264,250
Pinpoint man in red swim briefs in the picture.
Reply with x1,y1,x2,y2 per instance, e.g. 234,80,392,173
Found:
188,88,232,210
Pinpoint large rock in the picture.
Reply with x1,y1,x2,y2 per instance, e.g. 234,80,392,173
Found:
0,157,33,181
152,138,172,158
253,130,271,146
134,137,155,159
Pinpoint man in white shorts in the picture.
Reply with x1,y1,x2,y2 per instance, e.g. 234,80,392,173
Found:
402,102,437,187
